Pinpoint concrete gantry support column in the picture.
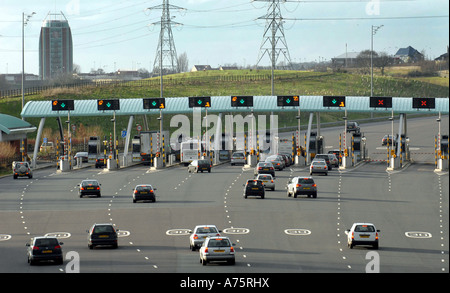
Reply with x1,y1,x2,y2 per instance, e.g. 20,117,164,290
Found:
32,117,46,168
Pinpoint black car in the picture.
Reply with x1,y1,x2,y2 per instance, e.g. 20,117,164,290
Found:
243,179,265,199
87,223,118,249
78,179,101,198
95,156,107,168
26,236,64,265
188,159,211,173
132,184,156,203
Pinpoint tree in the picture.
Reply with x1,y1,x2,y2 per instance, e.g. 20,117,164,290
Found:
356,50,377,74
177,52,189,73
375,52,394,76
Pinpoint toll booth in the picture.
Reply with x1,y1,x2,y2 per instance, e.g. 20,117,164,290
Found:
308,132,324,160
88,136,100,163
132,135,141,162
441,135,448,158
352,133,362,162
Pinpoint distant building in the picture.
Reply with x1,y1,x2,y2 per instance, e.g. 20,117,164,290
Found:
190,65,212,72
394,46,423,63
331,52,360,68
39,12,73,80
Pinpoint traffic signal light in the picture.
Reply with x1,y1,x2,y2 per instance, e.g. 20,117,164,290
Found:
97,99,120,111
370,96,392,108
52,99,74,111
412,98,435,109
188,97,211,108
143,98,166,109
231,96,253,107
323,96,346,107
277,96,299,107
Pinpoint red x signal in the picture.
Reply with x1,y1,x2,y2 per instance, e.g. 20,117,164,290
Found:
421,101,427,106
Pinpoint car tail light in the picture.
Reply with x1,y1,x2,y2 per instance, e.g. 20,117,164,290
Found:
204,247,208,253
271,180,274,183
230,246,235,252
351,232,354,239
375,232,379,240
193,234,198,240
324,166,327,169
32,246,39,250
296,184,301,187
258,167,262,170
54,245,61,249
80,187,85,190
312,184,317,187
96,187,100,190
134,190,138,194
216,233,220,236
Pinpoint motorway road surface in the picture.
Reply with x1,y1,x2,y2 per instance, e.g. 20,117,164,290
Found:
0,116,448,274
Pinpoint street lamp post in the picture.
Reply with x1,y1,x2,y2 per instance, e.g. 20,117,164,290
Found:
21,12,36,115
370,25,383,97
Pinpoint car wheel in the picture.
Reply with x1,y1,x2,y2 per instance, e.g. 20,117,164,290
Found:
313,193,317,198
294,193,298,198
89,244,93,250
202,258,207,266
133,199,136,203
373,243,379,249
261,194,265,199
287,190,291,197
228,259,235,265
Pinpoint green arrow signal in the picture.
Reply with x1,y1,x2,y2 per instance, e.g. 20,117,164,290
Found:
152,101,157,107
286,98,291,104
198,100,203,105
332,99,337,104
61,103,66,108
106,102,111,108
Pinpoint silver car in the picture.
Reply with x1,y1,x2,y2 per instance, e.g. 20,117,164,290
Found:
189,225,221,251
310,159,328,176
199,236,235,265
256,174,275,191
265,155,285,170
231,152,246,165
287,176,317,198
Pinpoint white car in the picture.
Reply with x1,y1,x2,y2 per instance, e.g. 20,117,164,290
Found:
189,225,221,251
346,223,380,249
199,236,235,265
256,174,275,191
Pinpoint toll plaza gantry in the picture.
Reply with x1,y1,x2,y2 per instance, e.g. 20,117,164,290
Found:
22,96,449,171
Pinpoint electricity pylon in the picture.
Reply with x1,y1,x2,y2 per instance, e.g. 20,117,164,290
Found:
148,0,184,76
255,0,292,70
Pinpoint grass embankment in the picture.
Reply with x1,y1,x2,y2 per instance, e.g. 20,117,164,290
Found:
0,69,448,140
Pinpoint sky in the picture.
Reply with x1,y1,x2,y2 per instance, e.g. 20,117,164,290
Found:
0,0,448,75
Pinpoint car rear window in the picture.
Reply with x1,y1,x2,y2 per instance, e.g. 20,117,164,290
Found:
355,225,375,232
258,175,271,180
83,181,99,186
93,225,115,233
208,239,231,247
232,153,244,157
247,180,263,186
298,178,315,184
136,186,152,191
196,227,218,234
35,238,59,246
